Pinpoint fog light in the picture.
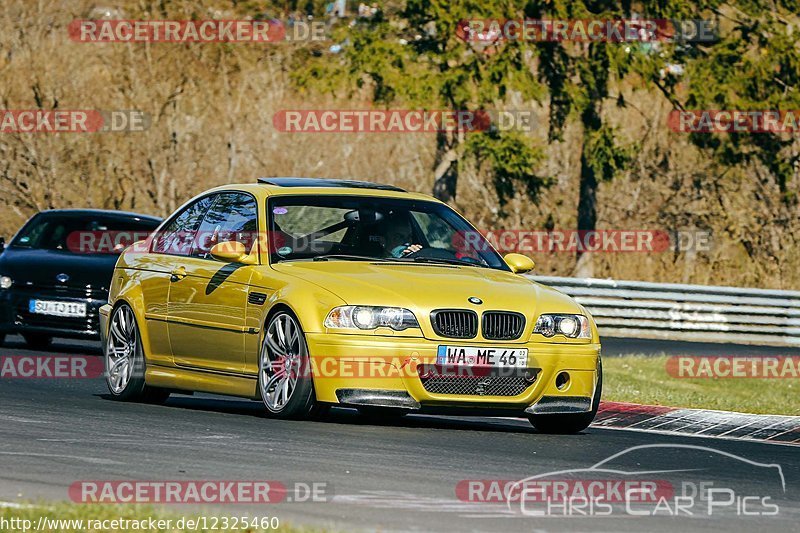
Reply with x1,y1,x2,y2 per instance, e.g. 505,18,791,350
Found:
555,371,570,390
0,276,12,289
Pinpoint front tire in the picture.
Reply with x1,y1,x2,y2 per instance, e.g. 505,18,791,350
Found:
105,304,170,404
529,361,603,434
258,311,319,419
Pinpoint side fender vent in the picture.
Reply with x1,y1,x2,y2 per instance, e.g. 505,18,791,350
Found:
248,292,267,305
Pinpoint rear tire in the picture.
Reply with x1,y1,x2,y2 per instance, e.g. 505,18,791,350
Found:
258,310,319,419
105,303,170,404
141,387,171,405
529,360,602,435
23,333,52,350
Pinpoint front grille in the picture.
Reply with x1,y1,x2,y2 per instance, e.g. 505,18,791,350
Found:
431,309,478,339
14,282,107,300
9,283,106,336
482,311,525,340
418,371,536,397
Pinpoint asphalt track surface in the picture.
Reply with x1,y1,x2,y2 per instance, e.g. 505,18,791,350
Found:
1,335,798,532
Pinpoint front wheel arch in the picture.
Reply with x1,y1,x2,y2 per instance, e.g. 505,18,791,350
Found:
258,308,323,419
107,277,156,363
104,302,169,404
264,302,297,331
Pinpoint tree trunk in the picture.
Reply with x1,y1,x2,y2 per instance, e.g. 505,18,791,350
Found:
575,102,602,278
432,130,458,202
575,147,598,278
577,149,598,235
574,42,608,278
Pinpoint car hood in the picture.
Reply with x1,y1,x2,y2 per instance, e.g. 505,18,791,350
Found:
0,248,118,290
270,261,581,317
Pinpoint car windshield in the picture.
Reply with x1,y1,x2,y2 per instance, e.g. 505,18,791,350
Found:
11,213,160,255
268,195,509,271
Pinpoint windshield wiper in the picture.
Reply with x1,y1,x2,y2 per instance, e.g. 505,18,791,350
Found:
311,254,490,268
312,254,396,262
410,256,490,269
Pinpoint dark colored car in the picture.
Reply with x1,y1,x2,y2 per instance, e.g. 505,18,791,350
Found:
0,209,161,349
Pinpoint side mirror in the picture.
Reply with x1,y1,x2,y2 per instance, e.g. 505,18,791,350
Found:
210,241,256,265
504,253,535,274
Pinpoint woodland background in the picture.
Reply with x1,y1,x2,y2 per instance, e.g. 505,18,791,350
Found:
1,0,799,288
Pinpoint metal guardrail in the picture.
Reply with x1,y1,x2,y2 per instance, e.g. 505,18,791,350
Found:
530,275,800,347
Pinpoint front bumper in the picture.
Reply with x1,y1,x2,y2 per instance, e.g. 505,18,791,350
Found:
0,287,106,340
306,332,600,416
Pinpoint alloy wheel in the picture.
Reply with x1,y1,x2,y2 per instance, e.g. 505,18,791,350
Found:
106,305,138,394
260,313,303,412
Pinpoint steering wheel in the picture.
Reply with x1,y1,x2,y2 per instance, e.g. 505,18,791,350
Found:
403,246,485,266
403,247,457,260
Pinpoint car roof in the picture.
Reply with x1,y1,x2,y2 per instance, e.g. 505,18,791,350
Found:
204,178,440,202
258,177,405,192
37,209,162,222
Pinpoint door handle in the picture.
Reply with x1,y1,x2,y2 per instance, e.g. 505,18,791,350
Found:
170,266,187,282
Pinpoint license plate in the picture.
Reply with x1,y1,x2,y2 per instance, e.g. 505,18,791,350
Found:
29,299,87,318
437,346,528,368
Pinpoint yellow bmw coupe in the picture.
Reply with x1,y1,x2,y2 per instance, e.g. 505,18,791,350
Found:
100,178,602,433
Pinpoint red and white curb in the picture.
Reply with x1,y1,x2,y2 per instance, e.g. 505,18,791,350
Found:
594,401,800,445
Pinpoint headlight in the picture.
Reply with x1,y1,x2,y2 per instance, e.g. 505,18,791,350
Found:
533,314,590,339
0,275,12,289
324,306,419,331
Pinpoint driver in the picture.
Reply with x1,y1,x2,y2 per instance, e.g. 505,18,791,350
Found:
381,214,422,258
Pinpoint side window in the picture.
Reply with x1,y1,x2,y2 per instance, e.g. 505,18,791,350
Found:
191,193,258,259
152,196,215,256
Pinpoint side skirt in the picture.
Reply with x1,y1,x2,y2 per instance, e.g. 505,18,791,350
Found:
146,365,259,399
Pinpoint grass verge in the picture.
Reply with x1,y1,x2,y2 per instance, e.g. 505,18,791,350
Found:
603,355,799,416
